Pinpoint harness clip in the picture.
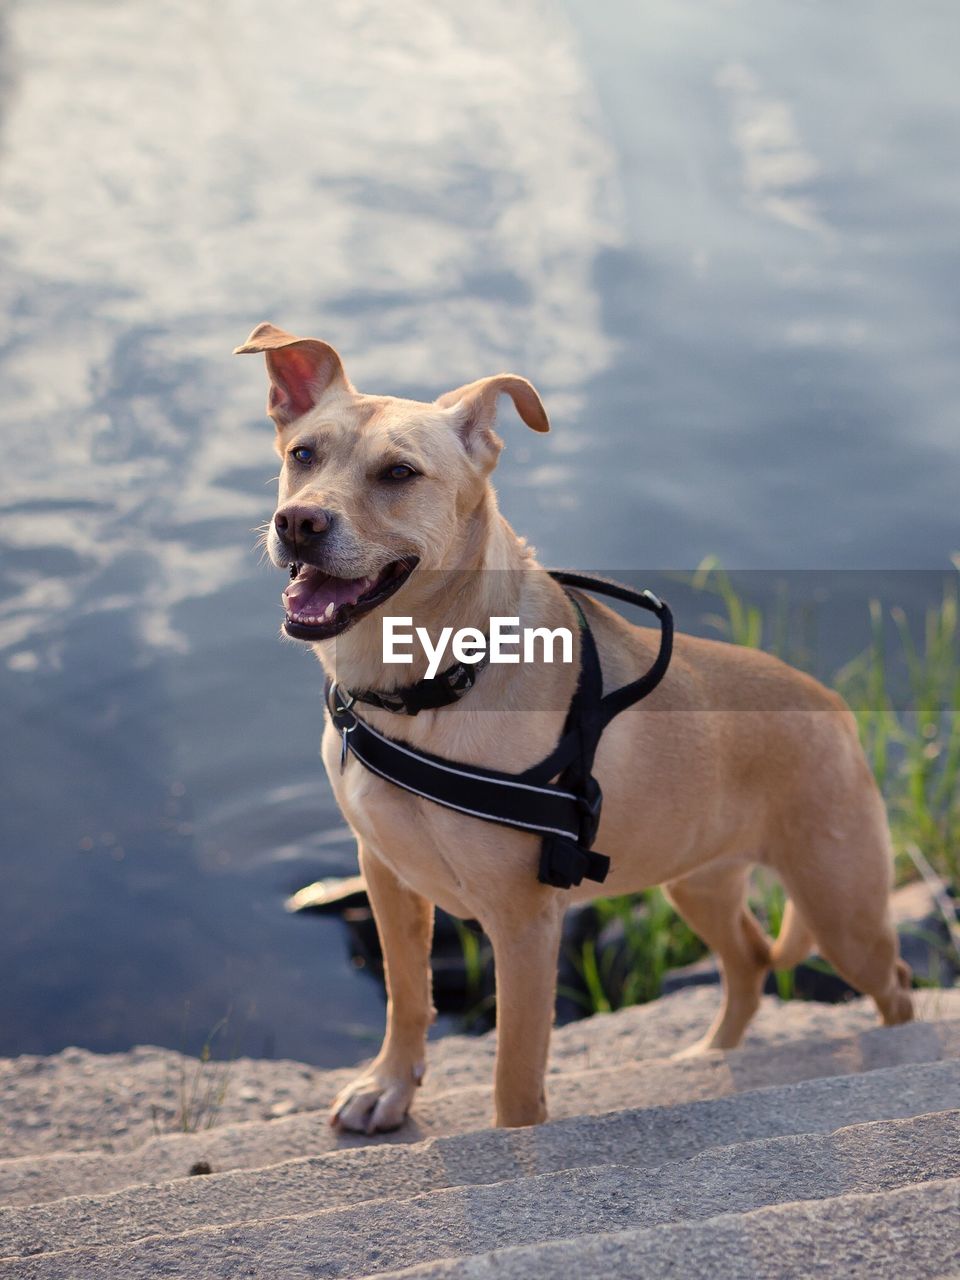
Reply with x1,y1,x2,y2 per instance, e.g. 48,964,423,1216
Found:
538,834,610,890
577,775,603,848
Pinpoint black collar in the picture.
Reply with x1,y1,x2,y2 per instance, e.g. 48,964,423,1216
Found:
343,648,490,716
337,570,666,718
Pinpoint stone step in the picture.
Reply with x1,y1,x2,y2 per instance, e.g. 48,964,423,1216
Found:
4,1111,958,1276
0,1045,357,1163
0,1040,957,1245
363,1177,960,1280
2,1015,958,1211
2,1072,958,1266
424,985,960,1097
4,986,956,1162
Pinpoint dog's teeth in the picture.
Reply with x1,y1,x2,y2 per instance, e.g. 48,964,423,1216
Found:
324,602,335,620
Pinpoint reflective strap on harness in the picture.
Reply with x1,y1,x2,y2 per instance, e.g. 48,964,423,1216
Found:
326,571,673,890
328,689,584,840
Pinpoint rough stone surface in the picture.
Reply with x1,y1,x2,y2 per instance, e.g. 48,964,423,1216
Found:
420,984,960,1095
3,986,956,1161
1,1019,958,1249
3,1021,959,1210
362,1179,960,1280
1,1110,957,1272
0,1047,357,1161
5,1115,958,1278
3,987,959,1277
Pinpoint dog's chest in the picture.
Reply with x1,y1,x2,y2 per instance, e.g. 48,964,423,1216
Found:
321,722,480,914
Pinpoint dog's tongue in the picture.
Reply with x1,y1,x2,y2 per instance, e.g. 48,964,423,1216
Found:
282,567,374,617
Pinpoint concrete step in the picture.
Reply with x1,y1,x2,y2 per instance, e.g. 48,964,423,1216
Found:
4,986,956,1161
423,985,960,1098
2,1055,958,1259
1,1070,957,1269
0,1045,357,1162
363,1177,960,1280
4,1111,958,1276
2,1017,958,1210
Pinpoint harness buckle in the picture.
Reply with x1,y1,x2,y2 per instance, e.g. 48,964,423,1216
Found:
538,833,610,889
577,774,603,848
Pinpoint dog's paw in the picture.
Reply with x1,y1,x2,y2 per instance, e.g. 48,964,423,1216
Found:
329,1066,421,1135
672,1035,723,1059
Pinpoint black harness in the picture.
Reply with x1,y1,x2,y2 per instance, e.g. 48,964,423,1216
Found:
326,572,673,890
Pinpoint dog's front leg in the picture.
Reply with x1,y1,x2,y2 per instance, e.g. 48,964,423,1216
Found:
330,844,435,1134
487,902,564,1127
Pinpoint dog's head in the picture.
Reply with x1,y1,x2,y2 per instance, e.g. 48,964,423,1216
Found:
235,322,549,641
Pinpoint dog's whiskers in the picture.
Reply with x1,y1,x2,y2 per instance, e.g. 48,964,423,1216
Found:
251,522,273,566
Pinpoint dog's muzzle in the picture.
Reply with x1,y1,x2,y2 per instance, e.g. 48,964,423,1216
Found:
282,558,419,641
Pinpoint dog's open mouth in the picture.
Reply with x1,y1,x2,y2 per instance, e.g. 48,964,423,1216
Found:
281,558,418,641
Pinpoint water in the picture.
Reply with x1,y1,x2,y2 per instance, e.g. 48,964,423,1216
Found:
1,0,958,1064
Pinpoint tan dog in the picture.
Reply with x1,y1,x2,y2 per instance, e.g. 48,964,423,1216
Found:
236,322,913,1133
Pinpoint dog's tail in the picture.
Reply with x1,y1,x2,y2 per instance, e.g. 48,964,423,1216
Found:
768,898,815,970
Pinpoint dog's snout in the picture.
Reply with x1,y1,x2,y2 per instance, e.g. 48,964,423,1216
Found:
274,504,334,550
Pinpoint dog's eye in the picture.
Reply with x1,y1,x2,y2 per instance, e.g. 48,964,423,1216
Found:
290,446,314,465
381,463,418,483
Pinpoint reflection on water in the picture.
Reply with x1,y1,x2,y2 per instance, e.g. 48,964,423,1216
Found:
0,0,958,1063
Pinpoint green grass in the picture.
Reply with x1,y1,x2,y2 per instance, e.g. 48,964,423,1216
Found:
558,891,706,1015
562,557,960,1016
453,919,497,1031
835,560,960,886
153,1008,236,1134
176,1017,234,1133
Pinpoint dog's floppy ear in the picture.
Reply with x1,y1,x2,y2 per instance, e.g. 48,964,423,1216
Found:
436,374,549,466
234,322,350,428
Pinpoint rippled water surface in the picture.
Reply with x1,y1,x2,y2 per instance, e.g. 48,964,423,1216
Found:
1,0,958,1063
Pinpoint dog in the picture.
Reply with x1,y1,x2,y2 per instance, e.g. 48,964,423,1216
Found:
236,321,914,1133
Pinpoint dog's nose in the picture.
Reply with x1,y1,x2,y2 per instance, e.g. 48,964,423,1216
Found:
274,505,334,550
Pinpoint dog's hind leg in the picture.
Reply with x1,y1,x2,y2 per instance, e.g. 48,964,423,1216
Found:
664,860,772,1054
775,811,914,1028
330,843,436,1134
486,898,564,1127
